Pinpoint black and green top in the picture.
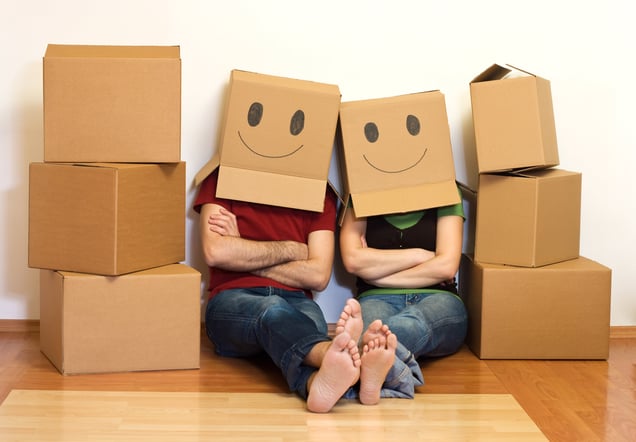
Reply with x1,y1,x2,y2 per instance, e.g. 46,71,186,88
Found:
357,195,464,298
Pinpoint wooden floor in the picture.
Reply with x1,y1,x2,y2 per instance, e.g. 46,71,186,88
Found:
0,329,635,441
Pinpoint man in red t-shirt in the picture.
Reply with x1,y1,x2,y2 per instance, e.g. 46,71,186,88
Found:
195,170,378,413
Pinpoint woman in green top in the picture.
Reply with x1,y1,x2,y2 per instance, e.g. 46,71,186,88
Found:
339,195,468,362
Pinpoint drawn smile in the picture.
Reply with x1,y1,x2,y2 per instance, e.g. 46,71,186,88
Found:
363,148,427,174
238,131,304,159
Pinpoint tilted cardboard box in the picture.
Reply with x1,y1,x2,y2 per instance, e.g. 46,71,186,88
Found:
338,90,460,219
29,162,185,275
40,264,201,375
196,70,341,212
470,64,559,173
459,254,611,360
474,168,581,267
43,44,181,163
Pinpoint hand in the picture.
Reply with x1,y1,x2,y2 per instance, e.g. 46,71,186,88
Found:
208,207,240,237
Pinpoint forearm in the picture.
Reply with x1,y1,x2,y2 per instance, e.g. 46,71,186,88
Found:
254,229,335,291
254,259,330,292
366,253,459,289
204,236,307,273
344,246,433,281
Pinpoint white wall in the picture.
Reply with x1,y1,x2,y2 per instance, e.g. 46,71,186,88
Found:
1,0,634,325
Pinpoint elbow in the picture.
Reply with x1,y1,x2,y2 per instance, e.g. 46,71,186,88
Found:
340,252,361,276
308,266,332,292
202,248,217,268
440,268,458,282
438,258,460,281
202,243,225,269
311,273,331,292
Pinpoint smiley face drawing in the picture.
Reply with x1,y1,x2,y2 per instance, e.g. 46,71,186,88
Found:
339,91,457,206
219,70,341,181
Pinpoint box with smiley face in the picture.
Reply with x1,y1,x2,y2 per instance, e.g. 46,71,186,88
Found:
195,70,341,212
338,91,460,219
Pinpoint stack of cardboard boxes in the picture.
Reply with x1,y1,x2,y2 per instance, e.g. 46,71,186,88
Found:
459,64,612,360
28,45,201,375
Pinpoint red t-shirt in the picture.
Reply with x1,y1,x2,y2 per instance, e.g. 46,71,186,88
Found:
193,170,338,299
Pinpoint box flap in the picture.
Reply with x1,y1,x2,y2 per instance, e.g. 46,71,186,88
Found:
217,165,328,212
471,63,537,83
508,168,578,180
194,152,220,187
350,179,460,218
45,44,180,59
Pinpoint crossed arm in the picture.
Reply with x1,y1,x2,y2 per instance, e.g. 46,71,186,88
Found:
338,209,463,289
199,203,334,292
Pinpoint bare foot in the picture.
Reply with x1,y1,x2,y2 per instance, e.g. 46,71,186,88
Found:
361,319,390,346
359,331,397,406
307,332,361,413
335,298,363,344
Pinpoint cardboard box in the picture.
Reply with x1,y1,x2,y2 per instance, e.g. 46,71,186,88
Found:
43,44,181,163
474,168,581,267
29,162,185,275
40,264,201,375
195,70,341,212
470,64,559,173
459,254,611,360
338,90,460,218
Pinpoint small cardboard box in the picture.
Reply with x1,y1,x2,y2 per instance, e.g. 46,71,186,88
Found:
43,44,181,163
195,70,341,212
475,168,581,267
470,64,559,173
40,264,201,375
338,90,460,218
29,162,185,275
459,254,611,360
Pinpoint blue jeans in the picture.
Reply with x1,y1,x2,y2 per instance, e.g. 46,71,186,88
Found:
205,287,330,400
205,286,427,401
359,292,468,359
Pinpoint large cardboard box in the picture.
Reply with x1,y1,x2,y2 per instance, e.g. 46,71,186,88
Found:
474,168,581,267
195,70,341,212
338,90,460,218
29,162,185,275
40,264,201,375
470,64,559,173
43,44,181,163
459,254,611,360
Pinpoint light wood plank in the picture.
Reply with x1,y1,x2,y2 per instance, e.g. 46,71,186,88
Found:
0,390,546,441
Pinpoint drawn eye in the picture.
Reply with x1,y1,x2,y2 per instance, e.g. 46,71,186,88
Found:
247,102,263,127
364,122,379,143
406,115,420,136
290,110,305,136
